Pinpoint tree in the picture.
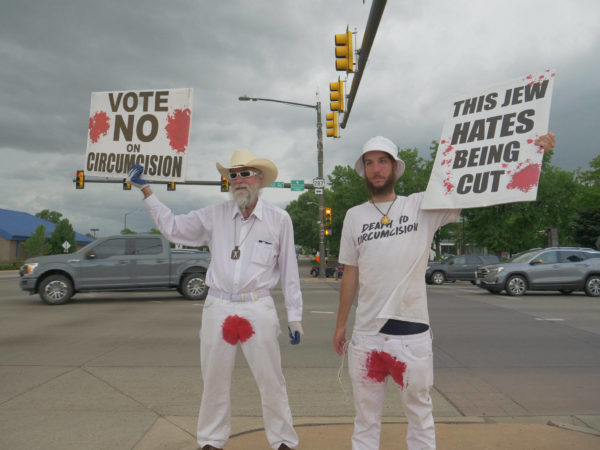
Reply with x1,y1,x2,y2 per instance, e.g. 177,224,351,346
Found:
462,152,582,253
47,219,76,254
573,154,600,247
35,209,63,224
120,228,137,235
396,142,436,195
24,224,47,257
572,208,600,249
326,165,369,254
285,191,321,251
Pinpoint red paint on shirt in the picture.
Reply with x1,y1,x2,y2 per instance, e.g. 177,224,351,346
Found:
165,108,191,153
88,111,110,143
222,315,255,345
365,350,407,388
507,163,540,193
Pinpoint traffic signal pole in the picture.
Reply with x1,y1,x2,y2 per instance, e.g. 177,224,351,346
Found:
316,101,326,279
341,0,387,129
238,95,326,278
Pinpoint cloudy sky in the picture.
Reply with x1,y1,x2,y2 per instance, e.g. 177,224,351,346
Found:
2,0,599,237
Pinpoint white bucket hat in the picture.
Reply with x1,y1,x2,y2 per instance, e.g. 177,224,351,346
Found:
216,149,278,188
354,136,405,180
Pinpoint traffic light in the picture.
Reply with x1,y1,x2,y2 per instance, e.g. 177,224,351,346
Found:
123,180,131,190
75,170,85,189
220,175,229,192
330,79,344,112
167,181,176,191
335,29,354,73
324,207,332,227
324,228,332,237
326,112,338,138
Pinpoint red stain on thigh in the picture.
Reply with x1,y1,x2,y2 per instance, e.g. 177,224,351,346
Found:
89,111,110,143
222,315,255,345
164,108,191,153
506,163,540,193
365,350,407,388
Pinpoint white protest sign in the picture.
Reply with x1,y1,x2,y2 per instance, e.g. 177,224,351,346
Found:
85,88,193,182
422,70,555,209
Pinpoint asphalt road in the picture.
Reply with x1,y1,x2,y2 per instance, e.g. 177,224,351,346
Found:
1,270,599,449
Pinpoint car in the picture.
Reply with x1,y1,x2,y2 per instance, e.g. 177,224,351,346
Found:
310,262,344,279
20,234,211,305
426,254,500,285
476,247,600,297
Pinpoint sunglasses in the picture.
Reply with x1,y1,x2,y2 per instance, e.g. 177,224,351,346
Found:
229,169,260,180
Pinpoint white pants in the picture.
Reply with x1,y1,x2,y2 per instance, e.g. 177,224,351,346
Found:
196,294,298,449
348,330,435,450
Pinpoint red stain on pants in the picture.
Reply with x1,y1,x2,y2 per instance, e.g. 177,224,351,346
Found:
365,350,407,388
222,315,255,345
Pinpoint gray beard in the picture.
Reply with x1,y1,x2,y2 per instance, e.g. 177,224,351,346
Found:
231,184,260,212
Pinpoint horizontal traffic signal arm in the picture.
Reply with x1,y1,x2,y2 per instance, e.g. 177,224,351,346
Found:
73,177,317,189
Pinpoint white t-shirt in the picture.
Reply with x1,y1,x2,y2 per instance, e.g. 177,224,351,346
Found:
338,192,460,335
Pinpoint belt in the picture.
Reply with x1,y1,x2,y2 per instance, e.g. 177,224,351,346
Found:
208,288,271,302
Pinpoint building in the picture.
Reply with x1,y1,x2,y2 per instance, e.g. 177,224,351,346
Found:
0,209,94,262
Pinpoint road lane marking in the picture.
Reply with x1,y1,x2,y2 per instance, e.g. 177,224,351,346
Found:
311,310,334,314
535,318,565,321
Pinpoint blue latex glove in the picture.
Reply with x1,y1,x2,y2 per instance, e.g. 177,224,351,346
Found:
126,164,148,189
288,321,303,345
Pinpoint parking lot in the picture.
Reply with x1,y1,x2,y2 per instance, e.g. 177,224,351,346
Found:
1,270,599,449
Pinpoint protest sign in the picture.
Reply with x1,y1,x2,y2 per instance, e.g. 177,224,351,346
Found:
422,70,555,209
85,88,193,181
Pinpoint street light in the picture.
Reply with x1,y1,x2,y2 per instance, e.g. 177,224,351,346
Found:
239,94,326,278
123,209,141,233
90,228,99,239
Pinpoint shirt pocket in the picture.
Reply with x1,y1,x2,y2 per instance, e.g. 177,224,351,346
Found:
251,240,275,266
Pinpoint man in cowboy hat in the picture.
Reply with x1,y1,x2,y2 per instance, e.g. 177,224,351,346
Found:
332,133,555,450
126,149,303,450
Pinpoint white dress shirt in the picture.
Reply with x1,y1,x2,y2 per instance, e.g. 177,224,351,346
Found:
144,194,302,322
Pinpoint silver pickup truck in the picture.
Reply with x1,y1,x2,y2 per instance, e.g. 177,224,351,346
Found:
19,234,210,305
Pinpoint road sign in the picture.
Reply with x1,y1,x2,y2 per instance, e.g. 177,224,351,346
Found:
62,241,71,253
290,180,305,192
315,188,323,195
312,177,325,188
269,181,284,188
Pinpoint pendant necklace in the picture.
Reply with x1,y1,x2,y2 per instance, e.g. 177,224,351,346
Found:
371,196,397,225
231,215,256,260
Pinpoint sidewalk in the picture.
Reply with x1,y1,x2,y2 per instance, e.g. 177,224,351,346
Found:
133,414,600,449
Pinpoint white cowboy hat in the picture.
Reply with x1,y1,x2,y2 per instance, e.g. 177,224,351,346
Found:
216,148,278,188
354,135,405,181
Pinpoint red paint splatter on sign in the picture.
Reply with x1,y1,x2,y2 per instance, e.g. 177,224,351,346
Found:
165,108,191,153
89,111,110,143
443,176,455,194
507,163,541,193
365,350,407,387
222,315,255,345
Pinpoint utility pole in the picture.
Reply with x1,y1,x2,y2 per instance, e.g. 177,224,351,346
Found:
238,95,327,278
